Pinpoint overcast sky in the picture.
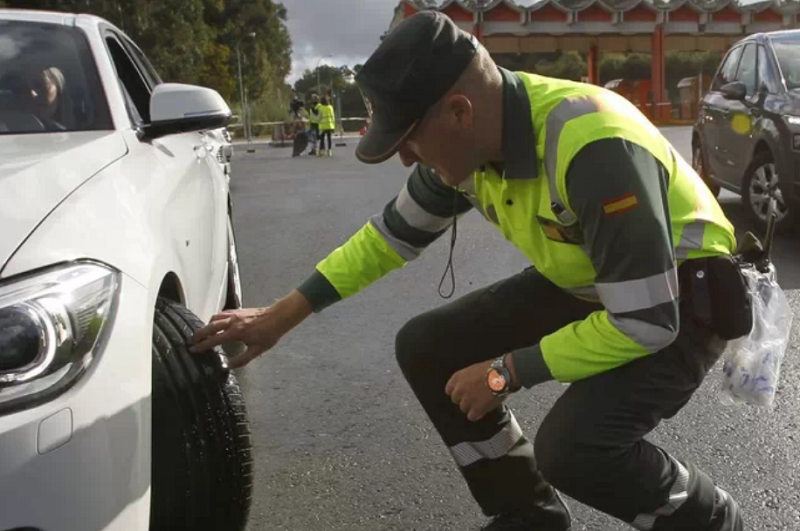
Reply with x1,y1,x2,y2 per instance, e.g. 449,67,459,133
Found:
281,0,401,84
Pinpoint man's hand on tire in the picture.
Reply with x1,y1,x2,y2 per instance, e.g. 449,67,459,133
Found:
189,290,312,368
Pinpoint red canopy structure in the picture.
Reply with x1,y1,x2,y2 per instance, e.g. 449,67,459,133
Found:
388,0,800,121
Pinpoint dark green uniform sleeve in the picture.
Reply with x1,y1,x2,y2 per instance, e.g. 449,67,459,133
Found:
514,137,680,387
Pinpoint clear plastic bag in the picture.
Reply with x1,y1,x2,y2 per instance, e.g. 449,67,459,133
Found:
719,263,794,407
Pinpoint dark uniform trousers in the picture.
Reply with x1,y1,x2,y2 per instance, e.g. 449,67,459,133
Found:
395,265,726,530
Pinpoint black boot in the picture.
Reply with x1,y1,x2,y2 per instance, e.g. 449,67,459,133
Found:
480,488,572,531
707,487,743,531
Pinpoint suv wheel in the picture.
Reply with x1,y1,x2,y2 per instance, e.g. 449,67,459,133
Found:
692,140,720,198
743,151,795,233
150,298,253,531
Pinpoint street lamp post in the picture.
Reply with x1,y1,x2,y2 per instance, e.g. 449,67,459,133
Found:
334,67,357,145
315,55,333,96
236,32,256,149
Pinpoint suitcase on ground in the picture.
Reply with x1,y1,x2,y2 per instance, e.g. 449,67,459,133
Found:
292,130,309,157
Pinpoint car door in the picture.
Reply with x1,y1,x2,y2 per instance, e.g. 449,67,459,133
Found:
701,45,744,182
717,43,759,187
102,30,227,319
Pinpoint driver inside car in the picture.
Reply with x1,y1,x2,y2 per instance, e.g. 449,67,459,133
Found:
0,66,69,132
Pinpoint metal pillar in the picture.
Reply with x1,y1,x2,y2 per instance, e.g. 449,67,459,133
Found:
651,25,666,121
588,45,600,85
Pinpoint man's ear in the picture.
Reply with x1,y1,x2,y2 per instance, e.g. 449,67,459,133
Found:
445,94,474,131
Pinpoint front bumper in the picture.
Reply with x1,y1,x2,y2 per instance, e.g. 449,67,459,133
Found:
0,273,152,531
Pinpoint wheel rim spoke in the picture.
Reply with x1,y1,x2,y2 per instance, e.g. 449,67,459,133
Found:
750,163,789,222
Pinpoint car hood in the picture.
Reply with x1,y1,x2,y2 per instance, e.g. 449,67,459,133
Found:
0,131,128,273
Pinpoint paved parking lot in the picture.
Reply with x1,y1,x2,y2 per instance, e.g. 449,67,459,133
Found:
231,127,800,530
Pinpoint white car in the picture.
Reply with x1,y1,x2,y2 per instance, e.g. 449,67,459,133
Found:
0,10,251,531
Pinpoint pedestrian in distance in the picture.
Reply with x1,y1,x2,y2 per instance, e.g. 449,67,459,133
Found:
318,95,335,157
289,96,309,158
190,12,747,531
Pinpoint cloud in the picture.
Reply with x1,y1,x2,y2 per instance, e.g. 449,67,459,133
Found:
289,53,367,84
282,0,399,83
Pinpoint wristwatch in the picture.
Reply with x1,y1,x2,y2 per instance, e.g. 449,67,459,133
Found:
486,355,513,398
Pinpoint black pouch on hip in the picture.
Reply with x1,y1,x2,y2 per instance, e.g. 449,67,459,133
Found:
706,255,753,340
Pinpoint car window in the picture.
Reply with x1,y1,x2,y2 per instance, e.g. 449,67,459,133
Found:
105,35,151,124
769,34,800,91
758,45,780,94
120,37,163,89
712,46,743,91
735,44,757,96
0,20,113,135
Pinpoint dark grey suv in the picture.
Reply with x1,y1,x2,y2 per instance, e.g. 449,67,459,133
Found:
692,30,800,232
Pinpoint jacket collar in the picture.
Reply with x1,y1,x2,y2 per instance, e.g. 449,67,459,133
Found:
488,67,538,180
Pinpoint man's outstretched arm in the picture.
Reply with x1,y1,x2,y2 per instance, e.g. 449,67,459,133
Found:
191,164,473,366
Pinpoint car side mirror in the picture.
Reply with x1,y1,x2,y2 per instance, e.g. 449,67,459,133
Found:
720,81,747,101
141,83,231,140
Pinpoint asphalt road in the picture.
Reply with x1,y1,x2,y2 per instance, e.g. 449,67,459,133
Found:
231,127,800,531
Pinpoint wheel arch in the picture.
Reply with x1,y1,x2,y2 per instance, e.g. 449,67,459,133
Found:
692,129,701,150
157,271,186,306
752,139,773,161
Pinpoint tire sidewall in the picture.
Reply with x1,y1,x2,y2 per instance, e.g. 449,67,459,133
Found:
151,299,252,531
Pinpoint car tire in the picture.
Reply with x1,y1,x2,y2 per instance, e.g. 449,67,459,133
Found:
150,298,253,531
225,214,243,311
692,140,720,198
742,151,795,233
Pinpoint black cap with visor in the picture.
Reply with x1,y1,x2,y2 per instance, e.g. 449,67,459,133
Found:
355,11,479,164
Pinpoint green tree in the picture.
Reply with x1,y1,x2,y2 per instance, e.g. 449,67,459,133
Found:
199,41,237,102
294,64,348,100
535,51,587,81
599,53,650,84
214,0,292,104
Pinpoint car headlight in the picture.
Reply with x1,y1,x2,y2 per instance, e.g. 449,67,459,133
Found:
0,262,119,415
786,115,800,126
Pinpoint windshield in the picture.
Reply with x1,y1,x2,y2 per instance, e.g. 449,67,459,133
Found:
0,20,112,134
770,34,800,91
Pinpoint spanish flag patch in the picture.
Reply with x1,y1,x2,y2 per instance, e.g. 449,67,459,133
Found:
603,192,639,216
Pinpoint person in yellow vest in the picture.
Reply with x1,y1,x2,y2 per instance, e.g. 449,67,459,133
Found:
307,94,321,156
318,96,336,157
191,12,747,531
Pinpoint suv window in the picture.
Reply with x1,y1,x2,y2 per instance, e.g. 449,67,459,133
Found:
758,45,780,94
121,37,163,89
0,21,113,134
735,44,757,97
713,46,743,91
105,35,151,124
770,33,800,91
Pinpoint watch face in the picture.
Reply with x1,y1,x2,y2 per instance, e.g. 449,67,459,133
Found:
487,368,507,393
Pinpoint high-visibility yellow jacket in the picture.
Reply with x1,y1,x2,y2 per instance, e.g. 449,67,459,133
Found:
309,103,320,125
298,68,735,386
319,104,336,131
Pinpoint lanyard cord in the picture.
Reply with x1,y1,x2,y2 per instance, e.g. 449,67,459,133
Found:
437,188,459,299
